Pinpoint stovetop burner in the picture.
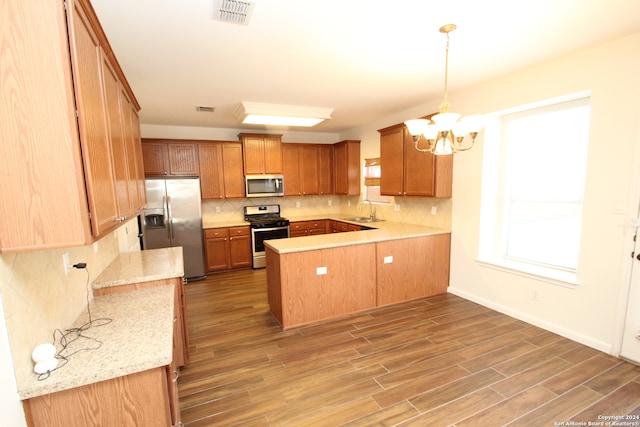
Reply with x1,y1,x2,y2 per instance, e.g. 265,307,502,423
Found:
243,204,289,228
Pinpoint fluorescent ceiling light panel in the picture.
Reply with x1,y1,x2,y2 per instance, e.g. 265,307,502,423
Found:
235,102,334,127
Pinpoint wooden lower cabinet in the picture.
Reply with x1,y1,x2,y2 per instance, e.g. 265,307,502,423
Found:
289,220,327,237
266,233,451,329
24,366,175,427
205,226,251,272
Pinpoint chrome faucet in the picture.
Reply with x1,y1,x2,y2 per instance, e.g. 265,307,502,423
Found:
362,199,376,221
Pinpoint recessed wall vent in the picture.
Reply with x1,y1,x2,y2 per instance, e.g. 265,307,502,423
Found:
196,106,215,112
213,0,256,26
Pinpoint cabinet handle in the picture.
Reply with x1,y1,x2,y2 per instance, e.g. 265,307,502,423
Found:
173,370,180,381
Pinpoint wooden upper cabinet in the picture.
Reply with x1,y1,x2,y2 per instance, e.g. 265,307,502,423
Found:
318,145,334,195
198,142,245,199
282,143,322,196
239,133,283,174
282,144,301,196
221,143,246,198
0,0,143,252
101,54,131,217
141,140,199,176
198,143,225,199
67,0,120,237
334,140,361,195
378,123,452,197
379,125,405,196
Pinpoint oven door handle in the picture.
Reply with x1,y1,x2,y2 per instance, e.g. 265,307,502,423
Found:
252,226,289,233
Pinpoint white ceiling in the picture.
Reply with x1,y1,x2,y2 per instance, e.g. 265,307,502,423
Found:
91,0,640,134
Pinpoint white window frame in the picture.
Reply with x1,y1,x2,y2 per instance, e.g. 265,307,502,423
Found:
477,93,591,287
363,158,391,204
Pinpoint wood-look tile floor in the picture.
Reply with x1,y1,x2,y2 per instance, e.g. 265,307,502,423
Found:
178,269,640,427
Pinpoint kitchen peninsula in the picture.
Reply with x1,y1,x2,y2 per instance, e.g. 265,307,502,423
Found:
265,219,451,329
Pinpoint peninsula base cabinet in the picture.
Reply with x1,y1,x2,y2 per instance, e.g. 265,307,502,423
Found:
376,234,451,306
266,244,377,329
266,233,451,329
23,366,178,427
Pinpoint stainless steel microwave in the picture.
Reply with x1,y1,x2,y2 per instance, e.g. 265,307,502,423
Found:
245,174,284,198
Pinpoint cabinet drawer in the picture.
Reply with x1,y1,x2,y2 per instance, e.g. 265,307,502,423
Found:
290,222,308,232
205,228,229,239
308,221,326,230
229,226,249,237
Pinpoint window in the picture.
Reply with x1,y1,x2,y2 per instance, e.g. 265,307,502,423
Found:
479,96,591,281
363,158,391,204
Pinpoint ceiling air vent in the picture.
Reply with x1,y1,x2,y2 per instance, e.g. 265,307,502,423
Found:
196,106,215,112
213,0,256,26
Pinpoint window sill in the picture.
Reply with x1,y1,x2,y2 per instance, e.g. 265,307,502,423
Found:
475,257,579,288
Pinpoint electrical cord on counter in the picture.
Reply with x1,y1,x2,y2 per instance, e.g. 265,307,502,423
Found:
37,265,113,381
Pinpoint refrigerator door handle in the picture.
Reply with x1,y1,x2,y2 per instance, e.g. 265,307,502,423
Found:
166,196,174,240
163,196,171,240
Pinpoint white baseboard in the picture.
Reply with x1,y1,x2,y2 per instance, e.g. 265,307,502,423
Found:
447,286,613,355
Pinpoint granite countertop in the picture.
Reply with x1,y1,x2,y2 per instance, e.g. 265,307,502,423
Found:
19,285,174,400
266,217,450,254
92,247,184,290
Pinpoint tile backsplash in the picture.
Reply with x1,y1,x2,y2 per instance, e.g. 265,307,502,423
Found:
0,218,139,387
202,195,451,229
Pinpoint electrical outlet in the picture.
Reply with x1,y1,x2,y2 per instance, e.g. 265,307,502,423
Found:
394,204,400,212
383,256,393,264
93,241,99,253
296,201,300,208
215,206,221,213
62,253,70,275
431,206,437,215
316,266,327,275
328,199,332,207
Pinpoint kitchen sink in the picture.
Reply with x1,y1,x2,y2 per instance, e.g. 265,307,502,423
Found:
343,217,384,223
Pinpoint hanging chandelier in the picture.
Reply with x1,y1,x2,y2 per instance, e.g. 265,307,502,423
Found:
405,24,484,155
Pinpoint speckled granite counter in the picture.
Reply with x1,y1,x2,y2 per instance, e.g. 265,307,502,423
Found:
92,247,184,289
266,217,449,254
19,285,174,399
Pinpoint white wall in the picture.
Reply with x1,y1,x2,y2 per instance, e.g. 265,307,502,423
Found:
446,33,640,353
344,32,640,354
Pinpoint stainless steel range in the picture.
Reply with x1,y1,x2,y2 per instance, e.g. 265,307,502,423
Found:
244,204,290,269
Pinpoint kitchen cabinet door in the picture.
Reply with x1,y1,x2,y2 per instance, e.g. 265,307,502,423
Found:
168,143,199,175
199,143,225,199
379,125,405,196
222,143,246,198
101,51,134,219
0,0,90,251
318,145,334,195
239,133,283,174
228,226,251,269
67,0,120,237
282,144,302,196
204,228,230,272
334,140,361,195
141,140,199,176
121,88,146,212
301,145,320,195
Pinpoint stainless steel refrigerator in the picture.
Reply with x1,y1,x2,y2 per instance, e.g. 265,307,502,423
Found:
142,178,206,280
